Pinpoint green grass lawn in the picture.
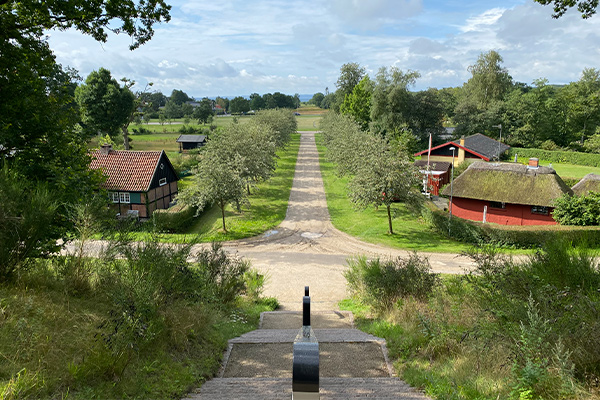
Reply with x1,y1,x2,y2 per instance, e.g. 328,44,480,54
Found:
316,135,469,253
174,134,300,242
513,156,600,179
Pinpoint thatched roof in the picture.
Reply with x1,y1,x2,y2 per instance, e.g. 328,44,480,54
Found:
572,173,600,196
442,161,572,207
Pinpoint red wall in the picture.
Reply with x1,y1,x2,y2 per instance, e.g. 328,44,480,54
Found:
450,197,557,226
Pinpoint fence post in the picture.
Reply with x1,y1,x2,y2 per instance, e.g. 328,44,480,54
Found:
292,286,319,399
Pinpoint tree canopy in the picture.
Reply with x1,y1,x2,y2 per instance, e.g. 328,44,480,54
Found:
75,68,135,139
534,0,599,18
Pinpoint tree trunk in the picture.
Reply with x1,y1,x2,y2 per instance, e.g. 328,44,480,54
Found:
387,205,394,235
220,200,227,232
122,125,130,150
247,183,251,195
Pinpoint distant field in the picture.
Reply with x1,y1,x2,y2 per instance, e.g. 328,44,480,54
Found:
514,156,600,179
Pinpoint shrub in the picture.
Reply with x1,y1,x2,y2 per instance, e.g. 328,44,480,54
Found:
466,240,600,382
152,204,197,233
552,192,600,226
345,253,439,312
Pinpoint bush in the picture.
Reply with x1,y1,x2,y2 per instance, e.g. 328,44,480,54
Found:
552,192,600,226
466,240,600,392
152,204,197,233
508,147,600,167
345,253,439,312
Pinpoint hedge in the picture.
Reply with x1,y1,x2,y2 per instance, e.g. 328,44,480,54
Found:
422,206,600,249
509,148,600,168
152,203,197,233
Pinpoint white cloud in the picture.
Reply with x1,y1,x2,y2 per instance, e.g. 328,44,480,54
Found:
45,0,600,96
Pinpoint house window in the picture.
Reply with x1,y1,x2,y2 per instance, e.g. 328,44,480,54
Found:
489,201,506,209
110,192,119,203
159,178,167,186
119,192,130,203
531,206,549,215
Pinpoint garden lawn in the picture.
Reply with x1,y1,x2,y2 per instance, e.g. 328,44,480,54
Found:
181,134,300,241
317,134,469,253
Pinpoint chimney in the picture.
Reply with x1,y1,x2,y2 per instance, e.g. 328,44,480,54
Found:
100,144,112,155
528,158,539,168
457,136,466,165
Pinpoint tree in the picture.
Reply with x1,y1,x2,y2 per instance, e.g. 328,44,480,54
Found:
163,100,183,120
181,151,247,232
216,96,229,113
0,0,170,268
309,92,325,107
170,89,192,105
252,109,297,149
213,122,277,194
409,88,446,144
193,97,214,124
75,68,135,139
230,96,250,114
340,76,374,131
370,66,421,138
534,0,599,18
464,50,512,109
336,62,366,99
249,93,265,111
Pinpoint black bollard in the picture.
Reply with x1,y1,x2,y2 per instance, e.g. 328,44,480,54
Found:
303,287,310,327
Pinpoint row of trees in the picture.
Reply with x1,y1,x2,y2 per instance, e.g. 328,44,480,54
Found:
320,113,421,234
324,54,600,153
180,109,297,231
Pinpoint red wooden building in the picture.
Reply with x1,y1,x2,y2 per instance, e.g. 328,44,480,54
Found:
442,160,572,226
414,160,451,195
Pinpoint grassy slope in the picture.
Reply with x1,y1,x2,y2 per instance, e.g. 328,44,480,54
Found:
316,134,469,253
0,279,274,399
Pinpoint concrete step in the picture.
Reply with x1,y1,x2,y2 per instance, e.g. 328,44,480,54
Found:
230,328,383,344
186,377,430,399
222,342,391,378
260,310,354,329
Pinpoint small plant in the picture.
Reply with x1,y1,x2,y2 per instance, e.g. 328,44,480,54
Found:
345,252,439,312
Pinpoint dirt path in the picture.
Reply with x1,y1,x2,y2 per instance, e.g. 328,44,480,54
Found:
219,131,475,310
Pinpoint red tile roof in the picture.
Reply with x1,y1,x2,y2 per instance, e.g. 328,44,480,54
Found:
90,149,163,192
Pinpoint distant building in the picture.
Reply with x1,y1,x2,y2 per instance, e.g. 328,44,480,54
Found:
414,160,451,196
442,160,572,226
176,134,207,152
414,133,510,167
90,144,179,218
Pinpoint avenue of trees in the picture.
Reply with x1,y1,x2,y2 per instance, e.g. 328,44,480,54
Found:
179,109,297,231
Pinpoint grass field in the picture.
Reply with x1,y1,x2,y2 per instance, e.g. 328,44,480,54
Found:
316,134,469,253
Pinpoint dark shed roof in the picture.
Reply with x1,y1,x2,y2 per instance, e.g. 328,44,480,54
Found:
176,135,207,143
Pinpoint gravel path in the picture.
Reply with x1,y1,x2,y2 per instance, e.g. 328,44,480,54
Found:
219,131,475,310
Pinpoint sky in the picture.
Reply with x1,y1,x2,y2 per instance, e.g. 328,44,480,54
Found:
47,0,600,98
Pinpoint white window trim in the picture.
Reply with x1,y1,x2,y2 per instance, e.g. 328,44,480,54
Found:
110,192,119,203
119,192,130,204
159,178,167,186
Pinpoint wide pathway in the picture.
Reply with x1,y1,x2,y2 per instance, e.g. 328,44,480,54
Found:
219,131,475,310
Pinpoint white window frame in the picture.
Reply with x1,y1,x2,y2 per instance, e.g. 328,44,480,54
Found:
159,177,167,186
531,205,549,215
110,192,119,203
119,192,130,204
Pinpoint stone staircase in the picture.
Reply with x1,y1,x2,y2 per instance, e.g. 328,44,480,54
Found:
183,310,431,399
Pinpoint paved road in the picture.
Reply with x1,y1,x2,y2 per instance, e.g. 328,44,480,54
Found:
218,131,475,310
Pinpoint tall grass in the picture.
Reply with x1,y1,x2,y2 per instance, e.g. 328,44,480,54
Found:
0,232,276,399
342,240,600,400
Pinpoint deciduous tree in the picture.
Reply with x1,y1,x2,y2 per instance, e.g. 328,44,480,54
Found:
75,68,135,139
